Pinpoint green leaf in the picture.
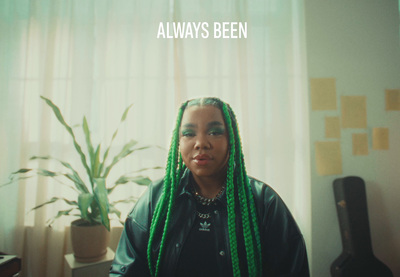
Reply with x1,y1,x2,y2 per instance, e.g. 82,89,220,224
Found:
63,174,87,193
1,168,34,188
109,145,153,176
102,140,138,178
122,145,152,153
99,104,133,176
40,96,93,187
78,193,94,220
31,197,78,211
28,156,88,193
93,178,110,231
0,176,33,188
37,169,59,177
121,104,133,122
60,162,87,191
116,175,152,185
108,175,151,194
131,176,152,186
30,155,50,160
124,166,164,174
29,156,89,193
12,168,32,174
83,116,96,176
93,144,101,178
110,196,139,205
108,204,122,218
46,208,76,226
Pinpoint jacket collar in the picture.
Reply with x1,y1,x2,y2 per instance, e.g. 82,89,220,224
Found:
177,168,192,197
176,168,227,206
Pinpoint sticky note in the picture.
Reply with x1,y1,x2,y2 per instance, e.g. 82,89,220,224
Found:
325,116,341,138
372,128,389,150
385,89,400,111
341,96,367,128
315,141,342,176
310,78,337,110
352,133,369,155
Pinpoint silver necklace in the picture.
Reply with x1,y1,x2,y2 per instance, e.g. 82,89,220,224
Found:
193,185,226,206
191,182,225,220
196,211,211,219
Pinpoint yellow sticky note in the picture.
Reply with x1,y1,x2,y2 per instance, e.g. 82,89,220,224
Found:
315,141,342,176
310,78,337,110
352,133,369,155
385,89,400,111
341,96,367,128
325,116,341,138
372,128,389,150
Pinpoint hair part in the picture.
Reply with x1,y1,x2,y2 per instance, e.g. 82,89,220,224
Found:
147,97,262,277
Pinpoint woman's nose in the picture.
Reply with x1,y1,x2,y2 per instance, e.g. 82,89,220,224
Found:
194,134,211,149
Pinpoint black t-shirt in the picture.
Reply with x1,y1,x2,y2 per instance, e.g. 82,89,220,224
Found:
176,202,220,277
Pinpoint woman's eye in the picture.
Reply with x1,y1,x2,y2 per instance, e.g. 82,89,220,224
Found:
209,129,225,136
182,131,195,137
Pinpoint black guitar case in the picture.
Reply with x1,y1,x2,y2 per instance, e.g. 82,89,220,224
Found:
331,176,393,277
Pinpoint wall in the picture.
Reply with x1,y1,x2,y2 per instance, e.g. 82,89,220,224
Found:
304,0,400,276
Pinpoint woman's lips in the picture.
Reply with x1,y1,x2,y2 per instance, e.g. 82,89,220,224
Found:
193,154,212,166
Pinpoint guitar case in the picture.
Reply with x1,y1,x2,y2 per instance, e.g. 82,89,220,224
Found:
331,176,393,277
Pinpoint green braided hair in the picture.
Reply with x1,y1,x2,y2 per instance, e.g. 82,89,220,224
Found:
147,97,262,277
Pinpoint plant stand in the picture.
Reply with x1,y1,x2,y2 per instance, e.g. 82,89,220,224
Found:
64,247,114,277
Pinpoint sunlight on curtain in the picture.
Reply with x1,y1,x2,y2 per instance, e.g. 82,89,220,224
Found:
0,0,310,276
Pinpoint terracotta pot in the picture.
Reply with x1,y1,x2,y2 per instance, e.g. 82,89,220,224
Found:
70,219,110,263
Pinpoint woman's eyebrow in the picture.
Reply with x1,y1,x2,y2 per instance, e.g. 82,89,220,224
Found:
207,121,224,128
182,123,196,128
181,121,223,129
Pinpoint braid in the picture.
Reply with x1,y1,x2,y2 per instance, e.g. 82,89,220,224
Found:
231,109,262,273
223,103,262,276
222,103,241,277
147,104,186,277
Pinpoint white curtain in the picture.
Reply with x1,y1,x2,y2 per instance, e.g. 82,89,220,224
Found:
0,0,311,276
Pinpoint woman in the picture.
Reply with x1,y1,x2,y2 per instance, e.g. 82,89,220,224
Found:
110,97,309,276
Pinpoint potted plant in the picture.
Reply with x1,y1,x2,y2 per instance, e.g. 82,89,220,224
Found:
1,96,160,262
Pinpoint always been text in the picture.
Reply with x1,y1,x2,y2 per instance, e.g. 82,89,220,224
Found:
157,22,247,39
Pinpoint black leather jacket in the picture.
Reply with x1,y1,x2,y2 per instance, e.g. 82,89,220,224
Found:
110,170,309,276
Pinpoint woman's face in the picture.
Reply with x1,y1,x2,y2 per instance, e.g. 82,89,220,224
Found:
179,105,229,181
